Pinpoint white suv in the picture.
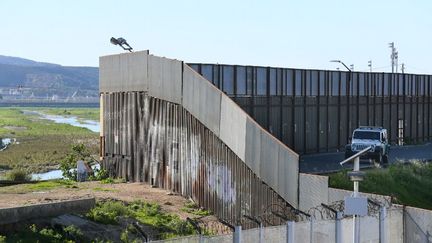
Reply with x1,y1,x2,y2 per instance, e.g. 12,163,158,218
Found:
345,127,390,164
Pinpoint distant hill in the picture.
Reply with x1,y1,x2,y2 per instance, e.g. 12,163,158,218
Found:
0,55,98,98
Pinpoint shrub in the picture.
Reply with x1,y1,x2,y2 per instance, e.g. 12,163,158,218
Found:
63,225,84,241
61,143,93,181
87,200,130,224
6,168,31,182
0,235,6,243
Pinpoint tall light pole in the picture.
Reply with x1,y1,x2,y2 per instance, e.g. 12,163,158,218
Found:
330,60,351,72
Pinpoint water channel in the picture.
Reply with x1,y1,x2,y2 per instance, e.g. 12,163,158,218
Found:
1,111,101,180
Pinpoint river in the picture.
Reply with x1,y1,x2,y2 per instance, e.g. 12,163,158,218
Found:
1,111,101,180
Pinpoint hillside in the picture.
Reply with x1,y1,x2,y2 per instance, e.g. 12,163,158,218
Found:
0,55,98,98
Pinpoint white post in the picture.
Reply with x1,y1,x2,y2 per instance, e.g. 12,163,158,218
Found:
336,211,342,243
310,218,314,243
287,221,294,243
379,207,387,243
353,157,360,243
259,223,263,243
234,226,242,243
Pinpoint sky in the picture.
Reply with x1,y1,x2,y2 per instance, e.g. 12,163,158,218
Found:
1,0,431,74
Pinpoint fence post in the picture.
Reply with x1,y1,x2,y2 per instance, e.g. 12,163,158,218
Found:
287,221,294,243
234,226,242,243
379,207,387,243
310,218,314,243
259,223,263,243
336,211,342,243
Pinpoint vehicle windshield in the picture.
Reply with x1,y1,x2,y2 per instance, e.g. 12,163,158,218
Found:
353,131,380,140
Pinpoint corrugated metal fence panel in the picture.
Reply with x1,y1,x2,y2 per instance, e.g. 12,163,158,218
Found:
101,92,297,228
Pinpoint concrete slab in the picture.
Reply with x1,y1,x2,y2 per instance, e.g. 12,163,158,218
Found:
148,55,182,104
299,173,328,211
219,95,246,161
245,118,262,175
259,129,279,190
182,66,221,136
278,145,299,207
100,51,149,93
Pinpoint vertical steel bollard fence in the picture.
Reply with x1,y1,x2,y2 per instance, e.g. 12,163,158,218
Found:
287,221,294,243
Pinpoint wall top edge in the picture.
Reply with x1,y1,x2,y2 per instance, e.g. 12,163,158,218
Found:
99,50,150,60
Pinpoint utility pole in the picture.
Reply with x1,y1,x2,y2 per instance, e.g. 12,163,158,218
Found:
368,60,372,72
401,63,405,74
389,42,399,73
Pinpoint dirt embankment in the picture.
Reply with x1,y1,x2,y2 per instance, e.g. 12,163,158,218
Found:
0,181,231,235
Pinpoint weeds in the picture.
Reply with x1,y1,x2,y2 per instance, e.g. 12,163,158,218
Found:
86,200,196,240
181,201,211,216
86,200,130,225
329,163,432,209
5,168,31,182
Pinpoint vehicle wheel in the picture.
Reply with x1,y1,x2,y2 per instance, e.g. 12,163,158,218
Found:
382,155,389,164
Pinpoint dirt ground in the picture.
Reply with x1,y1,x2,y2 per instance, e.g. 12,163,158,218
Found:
0,181,231,234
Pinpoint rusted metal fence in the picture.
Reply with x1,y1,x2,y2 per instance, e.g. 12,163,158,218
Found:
101,92,297,228
188,64,432,154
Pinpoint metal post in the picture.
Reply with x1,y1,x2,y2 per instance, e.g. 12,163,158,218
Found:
310,218,314,243
287,221,294,243
336,212,342,243
234,226,242,243
379,207,387,243
259,223,263,243
353,156,360,243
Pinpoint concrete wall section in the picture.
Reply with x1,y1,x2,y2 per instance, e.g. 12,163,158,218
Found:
244,117,299,207
148,55,182,104
245,119,262,177
219,95,246,161
259,128,279,193
299,173,328,211
100,51,149,93
0,198,95,225
406,206,432,242
182,66,221,136
388,206,404,243
278,145,299,208
328,188,391,206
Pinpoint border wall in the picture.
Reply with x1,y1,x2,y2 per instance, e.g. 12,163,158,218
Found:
188,63,432,154
99,51,299,228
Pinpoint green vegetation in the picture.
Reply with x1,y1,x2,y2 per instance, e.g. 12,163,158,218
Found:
181,201,211,216
87,200,129,225
4,224,84,243
0,107,98,174
60,143,99,181
0,179,76,194
329,162,432,209
87,200,197,240
5,168,31,182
